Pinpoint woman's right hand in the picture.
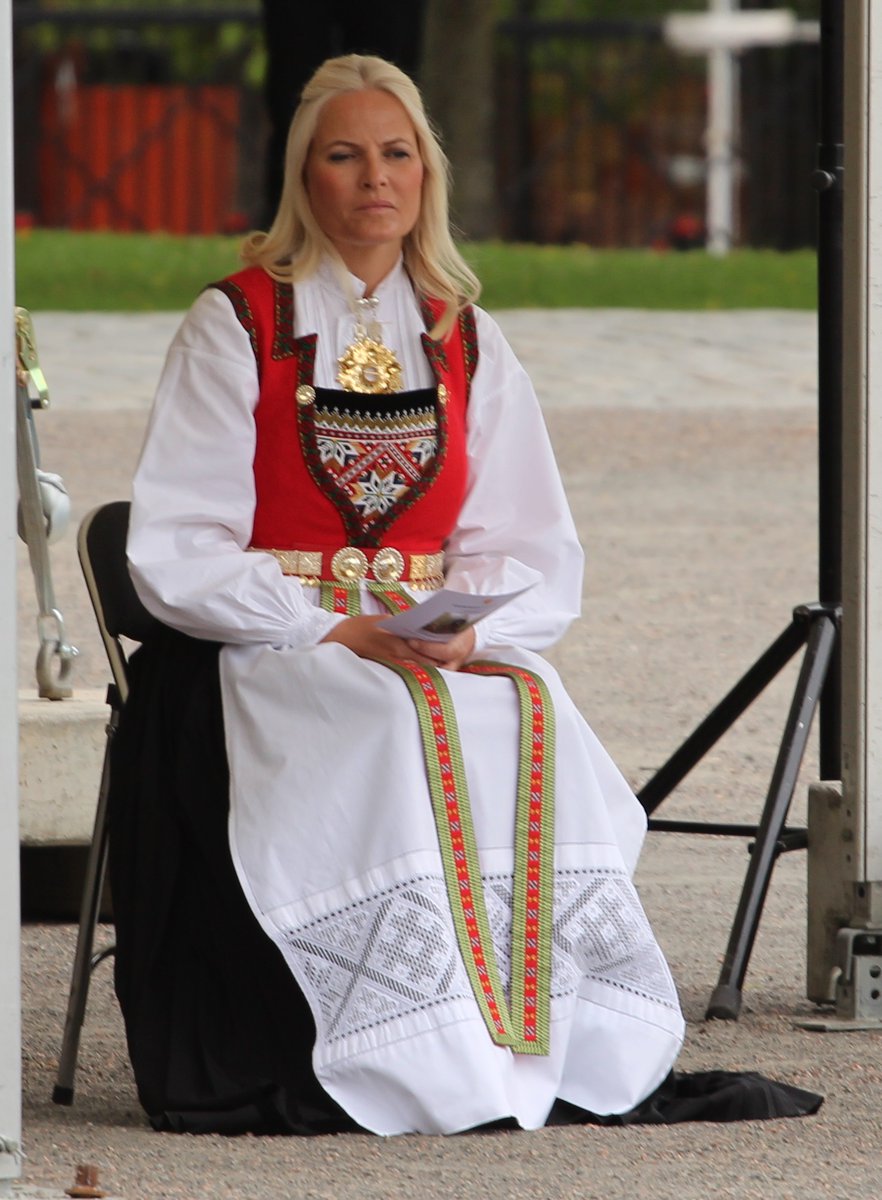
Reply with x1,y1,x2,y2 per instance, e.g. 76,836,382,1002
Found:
321,613,426,664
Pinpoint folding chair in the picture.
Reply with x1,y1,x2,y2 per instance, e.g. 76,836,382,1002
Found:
52,500,157,1105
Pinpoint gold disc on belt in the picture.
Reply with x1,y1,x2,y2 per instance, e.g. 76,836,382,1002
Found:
331,546,369,582
372,547,406,583
337,338,403,394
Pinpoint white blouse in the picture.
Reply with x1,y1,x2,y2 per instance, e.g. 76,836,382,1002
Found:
128,259,584,654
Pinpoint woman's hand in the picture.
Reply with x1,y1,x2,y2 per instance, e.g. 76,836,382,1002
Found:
405,627,476,672
321,614,416,662
321,614,475,671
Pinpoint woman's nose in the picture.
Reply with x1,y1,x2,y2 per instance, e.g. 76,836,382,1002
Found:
361,151,387,188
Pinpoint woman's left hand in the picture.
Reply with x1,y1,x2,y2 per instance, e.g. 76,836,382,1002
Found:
406,627,476,672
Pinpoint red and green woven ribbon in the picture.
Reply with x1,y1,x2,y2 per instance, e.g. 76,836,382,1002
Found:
382,657,555,1055
319,581,413,616
316,581,556,1052
465,660,556,1052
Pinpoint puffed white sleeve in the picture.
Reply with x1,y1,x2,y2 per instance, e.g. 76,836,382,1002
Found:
443,307,584,653
127,287,346,647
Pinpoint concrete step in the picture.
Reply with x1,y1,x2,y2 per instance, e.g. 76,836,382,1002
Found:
18,688,107,847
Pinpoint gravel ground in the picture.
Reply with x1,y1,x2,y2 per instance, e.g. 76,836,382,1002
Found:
16,307,880,1200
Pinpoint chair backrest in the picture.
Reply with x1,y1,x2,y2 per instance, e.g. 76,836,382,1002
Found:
77,500,158,704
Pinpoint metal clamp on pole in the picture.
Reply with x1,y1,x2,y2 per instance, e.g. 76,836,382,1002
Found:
833,929,882,1023
799,913,882,1030
14,306,78,700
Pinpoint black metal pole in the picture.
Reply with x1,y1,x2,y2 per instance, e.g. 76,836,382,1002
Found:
705,609,840,1020
814,0,843,781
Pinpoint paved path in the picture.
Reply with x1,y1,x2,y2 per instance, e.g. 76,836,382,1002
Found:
18,307,872,1200
29,308,817,413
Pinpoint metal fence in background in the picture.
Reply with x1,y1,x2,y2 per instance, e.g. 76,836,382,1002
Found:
496,15,820,249
12,4,820,248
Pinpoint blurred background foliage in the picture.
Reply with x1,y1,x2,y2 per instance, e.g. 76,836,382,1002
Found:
16,0,265,85
16,0,821,89
12,0,822,306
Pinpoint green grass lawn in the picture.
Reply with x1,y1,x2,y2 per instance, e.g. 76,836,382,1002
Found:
13,231,817,312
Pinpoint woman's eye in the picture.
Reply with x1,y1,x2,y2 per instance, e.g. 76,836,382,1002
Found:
387,149,411,160
328,152,354,163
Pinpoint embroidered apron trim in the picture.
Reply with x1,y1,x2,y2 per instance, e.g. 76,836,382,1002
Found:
311,577,556,1052
381,657,555,1056
320,581,360,616
368,584,414,613
381,658,515,1047
464,660,556,1052
319,581,413,615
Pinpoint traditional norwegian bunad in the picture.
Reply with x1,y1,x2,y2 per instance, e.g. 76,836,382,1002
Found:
116,258,685,1135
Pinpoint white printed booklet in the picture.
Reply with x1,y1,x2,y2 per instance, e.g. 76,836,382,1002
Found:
378,586,532,643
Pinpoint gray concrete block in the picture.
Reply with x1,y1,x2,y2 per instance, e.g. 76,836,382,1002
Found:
18,690,106,846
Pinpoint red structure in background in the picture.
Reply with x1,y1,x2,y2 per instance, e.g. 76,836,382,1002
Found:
38,83,240,234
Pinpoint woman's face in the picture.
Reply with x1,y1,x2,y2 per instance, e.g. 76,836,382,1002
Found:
304,88,424,268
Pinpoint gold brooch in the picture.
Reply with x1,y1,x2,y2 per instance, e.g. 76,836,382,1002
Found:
337,338,403,394
337,295,403,395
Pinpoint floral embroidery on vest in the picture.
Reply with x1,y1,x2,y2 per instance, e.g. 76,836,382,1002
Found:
295,347,450,549
314,398,438,520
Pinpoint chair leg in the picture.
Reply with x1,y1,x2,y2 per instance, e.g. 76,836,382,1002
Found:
52,707,118,1105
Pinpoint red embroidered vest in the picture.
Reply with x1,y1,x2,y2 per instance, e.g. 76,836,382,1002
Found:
210,266,478,554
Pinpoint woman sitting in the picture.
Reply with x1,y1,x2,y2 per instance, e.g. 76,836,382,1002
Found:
110,52,686,1136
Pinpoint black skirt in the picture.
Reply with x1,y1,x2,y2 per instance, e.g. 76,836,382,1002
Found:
108,626,358,1134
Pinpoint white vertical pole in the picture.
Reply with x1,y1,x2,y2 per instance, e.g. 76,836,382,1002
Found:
841,0,882,890
706,0,737,254
0,0,22,1192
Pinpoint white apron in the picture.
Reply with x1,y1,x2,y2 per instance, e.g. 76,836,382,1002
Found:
127,260,685,1134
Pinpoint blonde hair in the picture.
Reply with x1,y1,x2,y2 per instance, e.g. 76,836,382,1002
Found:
240,54,479,339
